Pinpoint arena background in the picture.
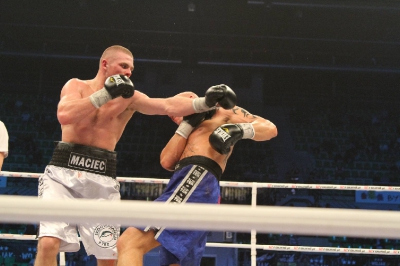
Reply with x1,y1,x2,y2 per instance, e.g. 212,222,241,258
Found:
1,0,400,265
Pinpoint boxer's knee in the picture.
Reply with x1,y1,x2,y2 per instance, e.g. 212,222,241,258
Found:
36,236,61,256
117,227,142,252
117,227,159,254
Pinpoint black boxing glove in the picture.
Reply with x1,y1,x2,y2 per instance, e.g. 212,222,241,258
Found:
176,112,208,139
209,123,255,154
90,75,135,108
216,85,237,109
192,84,237,112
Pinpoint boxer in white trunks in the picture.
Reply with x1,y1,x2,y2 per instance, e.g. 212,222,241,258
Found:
35,45,237,266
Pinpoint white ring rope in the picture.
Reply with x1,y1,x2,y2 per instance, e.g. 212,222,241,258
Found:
0,195,399,239
1,234,399,256
1,170,399,265
1,171,398,191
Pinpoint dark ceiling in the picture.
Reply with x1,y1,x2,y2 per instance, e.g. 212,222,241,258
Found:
1,0,400,73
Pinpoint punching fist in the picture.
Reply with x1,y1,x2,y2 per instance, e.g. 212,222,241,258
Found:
205,84,237,109
192,84,237,113
209,123,255,154
90,75,135,108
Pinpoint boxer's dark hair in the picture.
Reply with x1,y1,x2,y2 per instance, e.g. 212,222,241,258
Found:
204,109,217,120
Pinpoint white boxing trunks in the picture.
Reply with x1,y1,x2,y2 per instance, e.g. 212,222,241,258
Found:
38,142,120,259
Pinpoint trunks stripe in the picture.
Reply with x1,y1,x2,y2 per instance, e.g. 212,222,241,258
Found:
146,165,208,237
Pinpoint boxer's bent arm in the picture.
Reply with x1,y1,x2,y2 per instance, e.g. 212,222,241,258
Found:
57,79,98,125
160,134,188,171
57,97,96,125
249,119,278,141
58,95,99,125
226,106,278,141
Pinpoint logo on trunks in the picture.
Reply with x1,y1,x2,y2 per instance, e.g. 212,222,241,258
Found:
93,225,119,248
68,152,107,174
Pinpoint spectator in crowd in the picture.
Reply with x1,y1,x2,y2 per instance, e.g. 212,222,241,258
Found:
0,120,9,170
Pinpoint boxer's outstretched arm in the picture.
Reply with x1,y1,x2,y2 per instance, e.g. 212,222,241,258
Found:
133,84,236,116
132,91,198,117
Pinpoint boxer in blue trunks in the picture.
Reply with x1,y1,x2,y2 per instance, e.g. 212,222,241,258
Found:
149,156,221,266
116,93,278,266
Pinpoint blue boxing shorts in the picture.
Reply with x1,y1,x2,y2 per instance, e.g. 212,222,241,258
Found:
145,156,222,266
